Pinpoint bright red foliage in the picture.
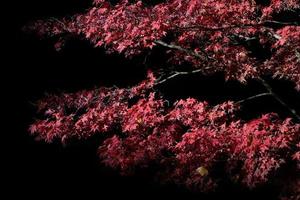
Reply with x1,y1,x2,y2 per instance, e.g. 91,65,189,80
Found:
27,0,300,199
29,73,300,199
27,0,300,88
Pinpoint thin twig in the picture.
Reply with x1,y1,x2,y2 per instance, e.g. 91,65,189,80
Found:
49,17,71,32
236,92,272,104
176,20,299,31
258,77,300,121
176,23,256,31
154,40,206,60
154,69,202,86
263,20,299,26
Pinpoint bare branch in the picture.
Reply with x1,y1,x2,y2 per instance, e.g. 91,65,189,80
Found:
263,20,300,26
236,92,272,104
154,40,206,60
154,69,202,86
176,20,299,31
176,23,256,31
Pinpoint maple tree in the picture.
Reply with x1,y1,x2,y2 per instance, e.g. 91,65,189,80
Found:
27,0,300,199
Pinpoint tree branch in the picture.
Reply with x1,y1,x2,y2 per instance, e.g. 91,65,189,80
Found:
49,17,72,32
154,69,202,86
176,23,256,31
154,40,206,60
236,92,272,104
263,20,300,26
154,33,299,121
258,77,300,121
155,73,300,122
176,20,299,31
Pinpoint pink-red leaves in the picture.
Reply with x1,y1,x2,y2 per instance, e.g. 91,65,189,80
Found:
27,0,300,88
26,0,300,198
30,76,300,198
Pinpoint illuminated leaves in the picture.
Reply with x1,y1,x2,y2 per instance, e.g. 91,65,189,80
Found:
27,0,300,88
30,75,300,199
26,0,300,199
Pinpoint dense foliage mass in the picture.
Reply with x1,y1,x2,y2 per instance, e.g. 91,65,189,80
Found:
27,0,300,199
28,0,300,88
29,73,300,199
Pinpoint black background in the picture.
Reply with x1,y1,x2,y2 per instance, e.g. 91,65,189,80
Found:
6,0,300,199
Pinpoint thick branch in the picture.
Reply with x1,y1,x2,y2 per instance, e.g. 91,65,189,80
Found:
258,77,300,121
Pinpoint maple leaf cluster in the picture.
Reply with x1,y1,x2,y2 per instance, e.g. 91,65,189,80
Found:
29,73,300,199
26,0,300,199
27,0,300,87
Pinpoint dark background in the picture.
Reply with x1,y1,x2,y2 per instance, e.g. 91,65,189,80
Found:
6,0,300,199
